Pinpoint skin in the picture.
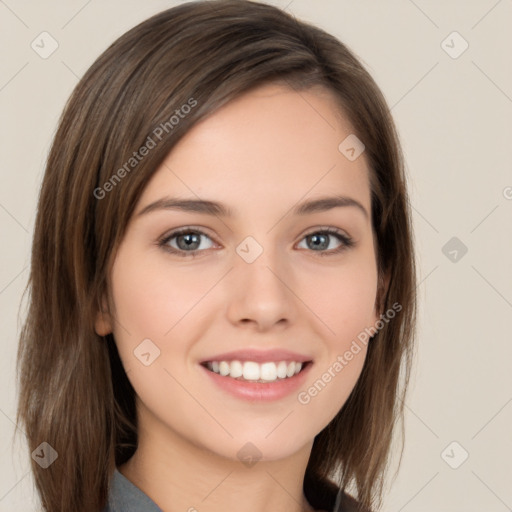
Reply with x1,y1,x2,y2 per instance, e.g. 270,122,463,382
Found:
95,83,382,512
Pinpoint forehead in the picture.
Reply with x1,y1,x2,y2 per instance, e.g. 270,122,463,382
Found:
137,83,371,218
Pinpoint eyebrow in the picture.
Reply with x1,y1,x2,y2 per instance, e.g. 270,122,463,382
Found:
136,194,369,219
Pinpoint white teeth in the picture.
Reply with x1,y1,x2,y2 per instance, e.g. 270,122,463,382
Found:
205,360,305,382
276,361,288,378
219,361,230,376
243,362,260,380
230,360,243,378
260,362,277,381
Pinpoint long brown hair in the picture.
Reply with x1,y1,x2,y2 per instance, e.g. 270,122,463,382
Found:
15,1,416,510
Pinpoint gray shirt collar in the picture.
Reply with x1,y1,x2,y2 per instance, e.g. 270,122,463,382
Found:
102,467,354,512
102,468,162,512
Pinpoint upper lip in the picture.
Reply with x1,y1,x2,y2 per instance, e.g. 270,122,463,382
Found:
199,349,313,364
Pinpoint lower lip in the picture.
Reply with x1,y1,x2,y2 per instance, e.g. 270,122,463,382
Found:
199,362,313,402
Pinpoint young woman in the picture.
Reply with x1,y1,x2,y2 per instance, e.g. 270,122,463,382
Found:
15,1,417,511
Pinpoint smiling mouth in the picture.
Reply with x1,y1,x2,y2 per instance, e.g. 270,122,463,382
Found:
200,360,312,383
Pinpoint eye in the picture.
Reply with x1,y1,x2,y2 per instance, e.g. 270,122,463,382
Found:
158,227,216,257
296,227,354,256
157,226,355,258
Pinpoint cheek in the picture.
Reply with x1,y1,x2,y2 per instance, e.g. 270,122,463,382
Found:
291,257,377,419
299,255,378,344
110,251,209,340
300,344,368,431
296,265,374,421
108,252,206,394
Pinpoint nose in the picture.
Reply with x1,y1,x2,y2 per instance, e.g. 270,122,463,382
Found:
225,247,298,332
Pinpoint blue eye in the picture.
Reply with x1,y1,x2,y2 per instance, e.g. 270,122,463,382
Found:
158,227,354,257
158,228,215,257
298,228,354,255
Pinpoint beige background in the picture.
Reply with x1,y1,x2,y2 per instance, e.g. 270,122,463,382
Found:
1,0,511,511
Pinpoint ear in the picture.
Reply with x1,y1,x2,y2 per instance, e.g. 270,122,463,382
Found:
94,294,113,336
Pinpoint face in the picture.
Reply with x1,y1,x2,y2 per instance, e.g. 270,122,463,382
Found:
96,83,381,463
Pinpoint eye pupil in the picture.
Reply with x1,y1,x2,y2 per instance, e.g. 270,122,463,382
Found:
308,234,328,251
177,233,200,250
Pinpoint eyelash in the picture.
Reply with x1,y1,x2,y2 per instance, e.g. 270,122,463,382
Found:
157,226,355,258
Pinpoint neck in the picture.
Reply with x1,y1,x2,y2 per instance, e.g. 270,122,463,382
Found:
118,407,317,512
